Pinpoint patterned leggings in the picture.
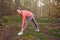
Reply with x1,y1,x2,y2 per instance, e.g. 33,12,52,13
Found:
23,15,38,29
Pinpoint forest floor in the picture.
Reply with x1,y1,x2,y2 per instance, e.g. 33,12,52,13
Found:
0,16,60,40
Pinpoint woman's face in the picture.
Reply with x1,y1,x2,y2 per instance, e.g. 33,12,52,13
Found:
16,9,21,14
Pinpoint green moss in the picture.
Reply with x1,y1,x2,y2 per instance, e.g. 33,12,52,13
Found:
31,32,50,40
2,16,9,23
36,18,56,23
12,16,22,23
48,30,60,38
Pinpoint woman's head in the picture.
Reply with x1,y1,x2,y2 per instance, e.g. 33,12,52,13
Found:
16,7,22,14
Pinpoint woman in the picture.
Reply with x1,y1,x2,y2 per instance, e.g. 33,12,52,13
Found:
16,7,39,35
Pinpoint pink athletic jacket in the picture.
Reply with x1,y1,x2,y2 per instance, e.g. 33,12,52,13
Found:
20,10,33,27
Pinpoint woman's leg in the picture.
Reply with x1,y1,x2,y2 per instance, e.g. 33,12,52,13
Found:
31,16,38,28
23,16,33,29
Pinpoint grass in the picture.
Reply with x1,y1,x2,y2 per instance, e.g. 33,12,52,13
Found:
2,16,22,27
2,16,9,23
11,15,22,23
10,27,50,40
48,29,60,38
2,16,59,24
1,15,60,40
36,18,59,23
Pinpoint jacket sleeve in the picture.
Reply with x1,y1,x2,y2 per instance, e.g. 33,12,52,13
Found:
21,15,25,28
